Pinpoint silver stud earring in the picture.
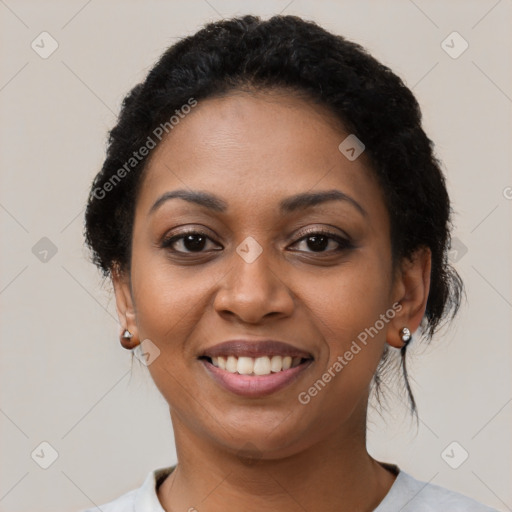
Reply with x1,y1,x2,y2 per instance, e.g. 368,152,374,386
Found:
122,329,133,339
400,327,411,346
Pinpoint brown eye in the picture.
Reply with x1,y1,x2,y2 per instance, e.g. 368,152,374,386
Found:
161,231,220,253
291,230,353,254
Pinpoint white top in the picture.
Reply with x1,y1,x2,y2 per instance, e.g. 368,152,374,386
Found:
80,465,499,511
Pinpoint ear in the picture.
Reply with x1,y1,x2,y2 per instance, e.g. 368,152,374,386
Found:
387,246,431,349
112,265,139,350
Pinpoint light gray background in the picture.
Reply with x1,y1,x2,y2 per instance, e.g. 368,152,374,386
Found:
0,1,511,511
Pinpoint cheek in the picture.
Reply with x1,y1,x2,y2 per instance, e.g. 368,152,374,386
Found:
308,253,392,379
128,256,205,406
132,264,187,336
128,251,198,371
289,266,391,432
130,248,217,339
129,249,231,390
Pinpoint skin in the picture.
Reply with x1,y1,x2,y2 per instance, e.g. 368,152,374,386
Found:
112,89,431,512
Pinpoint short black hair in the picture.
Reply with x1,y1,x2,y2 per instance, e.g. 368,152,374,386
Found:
84,14,464,417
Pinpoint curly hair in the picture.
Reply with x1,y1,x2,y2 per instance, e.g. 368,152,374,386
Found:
84,14,464,418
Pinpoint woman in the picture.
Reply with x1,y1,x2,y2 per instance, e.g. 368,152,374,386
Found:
82,14,498,512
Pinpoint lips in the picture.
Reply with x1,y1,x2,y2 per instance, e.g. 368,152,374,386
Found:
198,339,314,397
200,339,313,359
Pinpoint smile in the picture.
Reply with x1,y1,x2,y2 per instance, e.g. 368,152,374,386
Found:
199,355,313,398
207,354,307,375
198,339,314,397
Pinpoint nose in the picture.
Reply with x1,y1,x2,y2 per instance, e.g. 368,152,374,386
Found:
213,245,295,324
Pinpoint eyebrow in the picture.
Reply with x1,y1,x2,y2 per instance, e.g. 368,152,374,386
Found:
149,189,367,217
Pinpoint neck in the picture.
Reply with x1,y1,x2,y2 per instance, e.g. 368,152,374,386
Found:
158,402,396,512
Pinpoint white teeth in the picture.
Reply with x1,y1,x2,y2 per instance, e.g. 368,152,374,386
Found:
237,357,254,375
270,355,283,372
226,356,238,373
209,354,306,375
253,356,271,376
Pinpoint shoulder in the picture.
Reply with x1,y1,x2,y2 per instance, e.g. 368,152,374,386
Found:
77,466,175,512
375,469,499,512
79,488,138,512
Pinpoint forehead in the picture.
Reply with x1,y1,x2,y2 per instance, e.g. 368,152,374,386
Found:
137,90,386,223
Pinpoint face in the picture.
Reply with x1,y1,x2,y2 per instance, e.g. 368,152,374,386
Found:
114,90,425,459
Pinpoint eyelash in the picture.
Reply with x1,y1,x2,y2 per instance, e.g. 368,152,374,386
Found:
160,228,353,255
